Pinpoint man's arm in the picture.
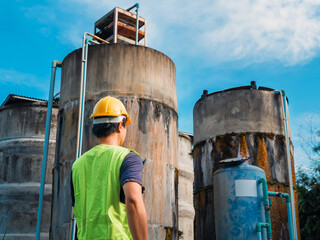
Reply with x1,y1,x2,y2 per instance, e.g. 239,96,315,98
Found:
123,181,148,240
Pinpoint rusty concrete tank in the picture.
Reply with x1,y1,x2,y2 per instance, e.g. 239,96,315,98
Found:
178,132,195,240
0,95,58,240
193,84,300,240
51,44,179,239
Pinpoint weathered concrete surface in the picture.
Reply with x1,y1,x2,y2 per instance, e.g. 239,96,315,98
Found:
51,44,179,239
0,140,55,183
193,90,291,145
0,183,52,240
193,89,299,240
193,133,300,240
0,102,58,239
0,103,57,140
60,43,177,112
178,132,195,240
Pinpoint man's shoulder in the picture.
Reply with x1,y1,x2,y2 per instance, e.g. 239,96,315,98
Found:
125,151,141,160
72,145,100,168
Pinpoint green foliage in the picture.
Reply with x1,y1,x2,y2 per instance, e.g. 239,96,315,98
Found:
296,137,320,240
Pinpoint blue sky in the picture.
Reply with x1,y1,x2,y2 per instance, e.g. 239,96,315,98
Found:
1,0,320,168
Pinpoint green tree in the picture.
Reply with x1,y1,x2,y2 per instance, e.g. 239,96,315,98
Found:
296,129,320,239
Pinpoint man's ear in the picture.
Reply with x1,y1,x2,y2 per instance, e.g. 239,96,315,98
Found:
117,121,125,132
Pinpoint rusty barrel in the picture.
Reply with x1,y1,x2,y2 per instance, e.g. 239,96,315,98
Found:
51,44,179,239
193,86,300,240
0,98,58,239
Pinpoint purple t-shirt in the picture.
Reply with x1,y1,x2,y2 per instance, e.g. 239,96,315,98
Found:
71,151,143,206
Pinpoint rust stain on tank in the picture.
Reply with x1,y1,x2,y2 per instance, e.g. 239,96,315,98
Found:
268,184,288,240
165,227,172,240
266,183,301,240
256,136,272,181
239,135,249,158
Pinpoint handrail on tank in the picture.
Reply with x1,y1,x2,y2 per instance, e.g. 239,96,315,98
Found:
82,32,110,45
70,32,109,240
126,3,140,45
35,60,61,240
274,90,298,240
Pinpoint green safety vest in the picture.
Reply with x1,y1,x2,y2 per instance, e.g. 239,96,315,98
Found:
72,144,134,240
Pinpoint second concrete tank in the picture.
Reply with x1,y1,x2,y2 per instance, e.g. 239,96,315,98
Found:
0,95,58,240
51,44,179,239
193,86,300,240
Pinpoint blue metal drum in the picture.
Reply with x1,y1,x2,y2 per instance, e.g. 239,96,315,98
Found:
213,161,267,240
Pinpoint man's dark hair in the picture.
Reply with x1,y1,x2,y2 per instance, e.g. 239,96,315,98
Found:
92,118,127,138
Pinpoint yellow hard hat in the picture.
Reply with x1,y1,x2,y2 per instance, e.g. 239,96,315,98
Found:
90,96,131,125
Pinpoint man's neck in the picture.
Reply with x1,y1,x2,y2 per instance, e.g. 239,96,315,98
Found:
98,134,121,146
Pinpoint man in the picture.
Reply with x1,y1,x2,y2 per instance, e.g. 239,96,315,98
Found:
71,96,148,240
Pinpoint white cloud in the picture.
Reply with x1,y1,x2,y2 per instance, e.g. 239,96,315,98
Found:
22,5,57,24
63,0,320,65
0,69,48,92
199,0,320,65
58,26,84,48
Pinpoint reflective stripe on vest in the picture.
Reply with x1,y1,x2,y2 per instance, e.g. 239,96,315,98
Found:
72,144,133,240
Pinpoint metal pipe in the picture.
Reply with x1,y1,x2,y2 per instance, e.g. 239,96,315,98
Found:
275,90,298,240
127,3,138,12
144,19,147,46
125,3,140,45
84,32,109,44
35,60,61,240
70,208,76,240
258,178,269,207
256,222,269,240
113,9,118,43
135,3,140,45
256,222,269,232
75,32,108,158
268,191,294,240
258,178,272,240
286,201,294,240
71,36,90,240
265,211,272,240
71,32,109,240
75,37,89,158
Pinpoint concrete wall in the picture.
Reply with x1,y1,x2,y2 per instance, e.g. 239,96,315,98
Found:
51,44,179,239
59,44,177,112
178,132,195,240
193,89,299,240
0,102,58,240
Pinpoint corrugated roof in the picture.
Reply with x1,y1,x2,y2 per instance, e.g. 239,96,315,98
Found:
1,94,47,107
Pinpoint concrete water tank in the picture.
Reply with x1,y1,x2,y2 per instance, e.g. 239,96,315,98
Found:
178,132,195,240
193,85,300,240
0,95,58,240
51,44,179,239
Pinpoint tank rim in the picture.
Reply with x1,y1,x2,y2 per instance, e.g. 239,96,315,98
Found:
61,43,176,69
213,164,266,176
194,86,275,106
